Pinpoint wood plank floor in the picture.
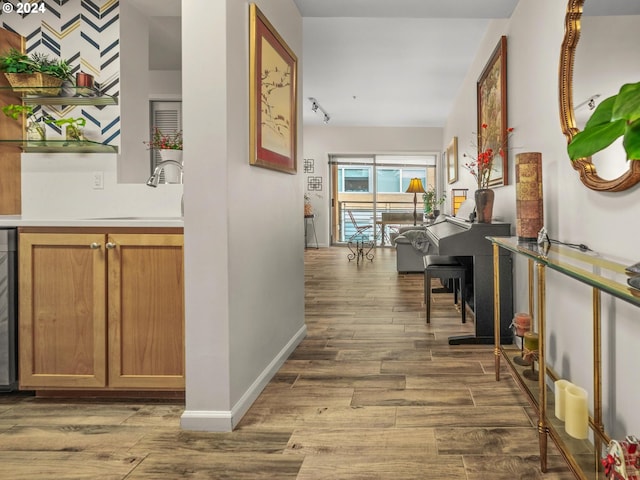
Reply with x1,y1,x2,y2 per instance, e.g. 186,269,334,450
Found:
0,246,576,479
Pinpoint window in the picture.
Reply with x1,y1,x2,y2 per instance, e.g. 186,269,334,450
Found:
377,168,428,193
149,101,182,176
377,169,400,193
330,154,439,244
339,167,372,192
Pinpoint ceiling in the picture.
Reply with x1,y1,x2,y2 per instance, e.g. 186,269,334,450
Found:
128,0,181,71
128,0,639,127
295,0,519,127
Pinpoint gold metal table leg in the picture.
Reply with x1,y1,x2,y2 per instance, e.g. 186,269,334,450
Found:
493,243,501,381
537,262,547,473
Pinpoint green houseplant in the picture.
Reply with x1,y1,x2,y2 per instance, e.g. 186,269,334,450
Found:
422,186,446,218
0,48,38,73
30,52,72,80
2,104,47,142
0,48,72,95
568,81,640,161
46,116,87,142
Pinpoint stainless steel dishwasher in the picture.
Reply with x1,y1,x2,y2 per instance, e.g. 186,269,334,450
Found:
0,228,17,391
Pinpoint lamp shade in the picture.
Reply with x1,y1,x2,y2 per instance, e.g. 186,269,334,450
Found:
405,178,426,194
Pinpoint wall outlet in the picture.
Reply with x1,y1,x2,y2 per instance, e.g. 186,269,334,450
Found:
92,171,104,190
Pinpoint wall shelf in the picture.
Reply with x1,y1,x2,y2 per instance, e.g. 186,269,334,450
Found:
0,85,118,105
1,85,118,151
0,139,118,153
489,236,638,480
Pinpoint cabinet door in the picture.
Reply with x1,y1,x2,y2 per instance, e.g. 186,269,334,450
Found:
19,233,107,388
107,233,184,389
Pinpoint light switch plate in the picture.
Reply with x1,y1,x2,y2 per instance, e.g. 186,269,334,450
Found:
92,171,104,190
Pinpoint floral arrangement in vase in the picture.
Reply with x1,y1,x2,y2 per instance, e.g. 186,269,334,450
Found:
463,123,514,223
144,127,183,150
463,123,514,189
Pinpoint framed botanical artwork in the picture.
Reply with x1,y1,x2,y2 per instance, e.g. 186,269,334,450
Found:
446,136,458,184
477,35,508,187
249,3,298,174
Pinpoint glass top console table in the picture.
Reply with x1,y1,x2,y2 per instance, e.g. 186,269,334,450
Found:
488,236,640,479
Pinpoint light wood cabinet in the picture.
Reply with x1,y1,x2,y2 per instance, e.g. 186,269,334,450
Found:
19,229,184,392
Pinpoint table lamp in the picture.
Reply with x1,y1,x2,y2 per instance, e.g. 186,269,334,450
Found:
405,178,426,225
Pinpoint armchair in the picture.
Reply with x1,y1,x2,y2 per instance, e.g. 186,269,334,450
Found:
394,226,429,273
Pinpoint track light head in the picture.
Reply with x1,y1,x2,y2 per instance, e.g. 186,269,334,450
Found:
308,97,330,124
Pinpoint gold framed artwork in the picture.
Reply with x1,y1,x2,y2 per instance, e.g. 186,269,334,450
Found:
446,136,458,184
249,3,298,174
477,35,508,187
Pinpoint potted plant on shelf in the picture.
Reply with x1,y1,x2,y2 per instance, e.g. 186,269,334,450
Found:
144,127,183,161
46,116,87,142
567,81,640,161
1,104,47,143
144,128,184,183
423,186,446,219
31,52,72,81
0,48,72,96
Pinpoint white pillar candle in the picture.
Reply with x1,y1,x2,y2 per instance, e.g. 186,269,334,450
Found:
564,384,589,439
554,379,571,421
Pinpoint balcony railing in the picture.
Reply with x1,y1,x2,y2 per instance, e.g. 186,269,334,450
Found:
338,200,422,244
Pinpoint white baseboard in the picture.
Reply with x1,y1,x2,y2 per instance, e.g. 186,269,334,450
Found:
180,324,307,432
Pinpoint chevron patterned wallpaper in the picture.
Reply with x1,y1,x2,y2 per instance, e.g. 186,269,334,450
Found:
0,0,120,145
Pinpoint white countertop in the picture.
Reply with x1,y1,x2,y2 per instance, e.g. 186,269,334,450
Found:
0,215,184,228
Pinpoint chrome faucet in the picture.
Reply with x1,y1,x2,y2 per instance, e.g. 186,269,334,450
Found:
146,160,184,216
146,160,183,187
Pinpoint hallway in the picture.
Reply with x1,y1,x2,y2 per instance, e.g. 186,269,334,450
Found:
0,247,575,479
250,247,574,479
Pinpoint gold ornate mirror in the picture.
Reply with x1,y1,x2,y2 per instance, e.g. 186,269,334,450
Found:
559,0,640,192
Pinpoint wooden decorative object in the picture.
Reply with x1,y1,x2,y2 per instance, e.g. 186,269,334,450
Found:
4,72,63,96
515,152,543,241
0,28,25,214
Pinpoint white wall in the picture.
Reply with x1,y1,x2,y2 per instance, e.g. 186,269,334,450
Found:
149,70,182,97
444,0,640,439
120,6,183,184
119,1,151,184
20,154,182,218
303,126,443,246
181,0,305,431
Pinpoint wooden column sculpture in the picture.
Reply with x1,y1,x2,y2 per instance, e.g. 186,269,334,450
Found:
515,152,543,241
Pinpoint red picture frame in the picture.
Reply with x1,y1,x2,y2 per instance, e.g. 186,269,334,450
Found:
249,4,298,174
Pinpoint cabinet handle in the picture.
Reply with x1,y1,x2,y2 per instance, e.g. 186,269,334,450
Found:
106,242,117,249
90,242,101,249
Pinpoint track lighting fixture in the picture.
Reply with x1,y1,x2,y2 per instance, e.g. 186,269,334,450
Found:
575,94,601,111
308,97,330,124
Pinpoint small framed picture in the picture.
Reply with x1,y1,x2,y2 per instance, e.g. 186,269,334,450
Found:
446,136,458,184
